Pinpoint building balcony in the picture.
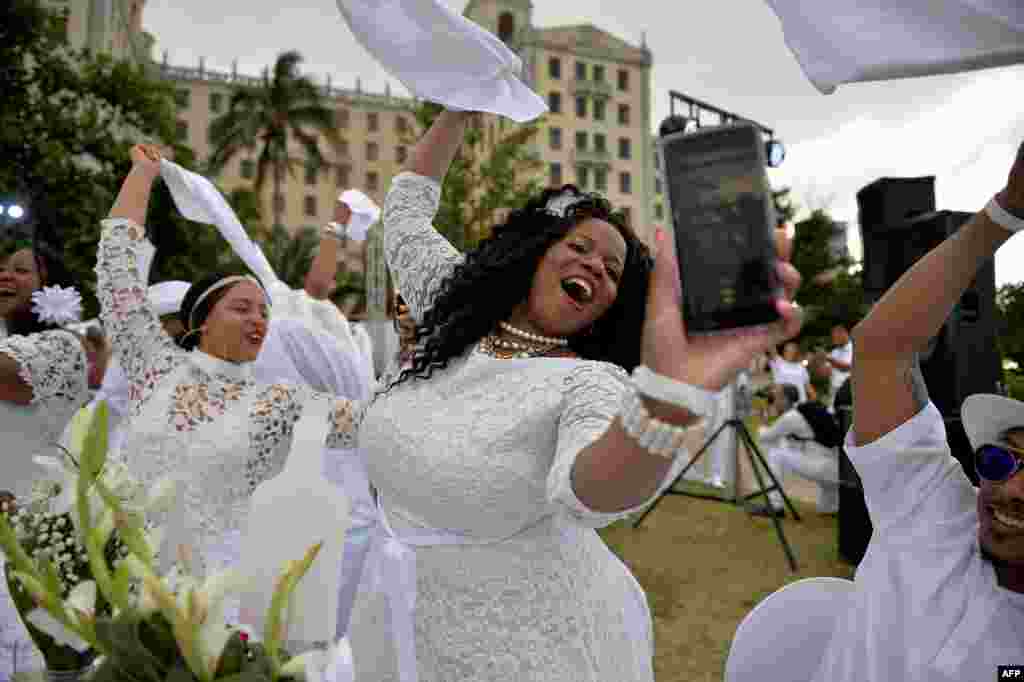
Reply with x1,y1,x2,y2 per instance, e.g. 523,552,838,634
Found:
571,148,611,166
569,78,612,99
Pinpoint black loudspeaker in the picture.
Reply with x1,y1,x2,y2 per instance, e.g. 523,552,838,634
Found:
857,176,936,301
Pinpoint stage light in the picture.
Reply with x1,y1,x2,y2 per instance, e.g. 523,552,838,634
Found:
766,139,786,168
7,204,24,219
658,115,691,138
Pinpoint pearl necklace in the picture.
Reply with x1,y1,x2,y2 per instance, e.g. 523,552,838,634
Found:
498,321,568,347
480,333,561,360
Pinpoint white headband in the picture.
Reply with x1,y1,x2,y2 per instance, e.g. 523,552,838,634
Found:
188,275,267,331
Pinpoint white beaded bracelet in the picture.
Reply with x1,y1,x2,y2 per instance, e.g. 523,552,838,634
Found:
631,365,719,418
985,196,1024,233
620,389,703,460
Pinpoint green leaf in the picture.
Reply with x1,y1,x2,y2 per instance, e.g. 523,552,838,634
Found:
214,632,248,677
94,613,170,682
165,662,199,682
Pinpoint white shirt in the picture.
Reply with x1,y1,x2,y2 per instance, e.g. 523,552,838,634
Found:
813,402,1024,682
829,341,853,397
770,357,810,402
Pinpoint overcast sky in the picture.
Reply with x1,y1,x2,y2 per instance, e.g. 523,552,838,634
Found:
144,0,1024,285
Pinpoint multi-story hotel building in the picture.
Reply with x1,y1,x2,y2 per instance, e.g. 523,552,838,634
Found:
161,0,659,247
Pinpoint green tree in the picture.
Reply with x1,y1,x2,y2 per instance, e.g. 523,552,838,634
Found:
207,50,341,232
789,208,868,348
0,0,241,317
259,224,320,290
409,103,543,252
997,282,1024,370
772,187,797,225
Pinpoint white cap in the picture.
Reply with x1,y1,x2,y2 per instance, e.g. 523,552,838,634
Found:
962,394,1024,451
148,281,191,317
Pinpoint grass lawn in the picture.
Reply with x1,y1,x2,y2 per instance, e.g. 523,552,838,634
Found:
599,481,854,682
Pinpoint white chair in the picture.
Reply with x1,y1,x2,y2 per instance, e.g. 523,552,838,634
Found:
725,577,855,682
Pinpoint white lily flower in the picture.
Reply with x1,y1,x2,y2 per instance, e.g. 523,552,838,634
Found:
66,580,97,622
278,650,324,681
25,609,90,652
32,456,77,517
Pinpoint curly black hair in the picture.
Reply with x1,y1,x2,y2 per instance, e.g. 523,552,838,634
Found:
0,238,82,337
176,272,266,351
384,185,653,393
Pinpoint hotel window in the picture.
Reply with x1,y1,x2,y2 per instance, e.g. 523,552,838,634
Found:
577,165,590,189
549,127,562,150
594,133,607,154
336,164,350,187
396,145,408,163
367,112,379,132
593,65,605,82
304,163,318,186
618,103,630,125
595,167,608,192
593,99,606,121
336,108,350,128
575,95,587,118
575,131,588,150
548,57,561,79
619,171,632,194
175,120,188,141
240,160,254,179
617,68,629,91
549,92,562,113
366,142,379,161
575,61,587,80
619,137,632,160
367,171,379,191
304,196,317,217
209,92,223,113
174,89,190,108
550,162,562,186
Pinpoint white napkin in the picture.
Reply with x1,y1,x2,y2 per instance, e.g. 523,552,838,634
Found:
335,0,547,122
338,189,381,242
159,160,280,289
763,0,1024,94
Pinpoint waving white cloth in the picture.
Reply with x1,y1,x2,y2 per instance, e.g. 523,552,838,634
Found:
339,189,381,243
159,160,278,288
335,0,547,122
764,0,1024,94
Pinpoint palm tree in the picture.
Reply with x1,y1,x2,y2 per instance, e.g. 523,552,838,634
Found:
207,50,340,231
261,223,321,290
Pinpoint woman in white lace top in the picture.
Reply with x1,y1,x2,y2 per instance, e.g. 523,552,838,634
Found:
95,147,362,591
342,110,805,682
0,236,93,676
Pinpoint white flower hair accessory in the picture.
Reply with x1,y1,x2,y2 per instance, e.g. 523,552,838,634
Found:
31,285,83,326
544,190,586,219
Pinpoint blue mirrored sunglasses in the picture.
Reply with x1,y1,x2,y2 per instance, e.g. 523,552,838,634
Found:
975,444,1024,483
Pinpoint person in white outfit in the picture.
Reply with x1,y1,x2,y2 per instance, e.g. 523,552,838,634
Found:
826,323,853,407
769,340,812,402
747,374,840,518
806,139,1024,680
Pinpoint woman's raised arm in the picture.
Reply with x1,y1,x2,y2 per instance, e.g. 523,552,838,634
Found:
96,145,184,406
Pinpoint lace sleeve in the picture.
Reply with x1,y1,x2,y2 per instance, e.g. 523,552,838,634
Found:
326,397,369,450
96,218,185,407
549,362,695,528
0,330,88,410
382,172,465,322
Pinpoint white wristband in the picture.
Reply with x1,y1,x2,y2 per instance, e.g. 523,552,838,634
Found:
323,222,347,240
632,365,719,417
985,196,1024,233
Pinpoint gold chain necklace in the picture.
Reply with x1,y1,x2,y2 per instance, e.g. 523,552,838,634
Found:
479,332,561,359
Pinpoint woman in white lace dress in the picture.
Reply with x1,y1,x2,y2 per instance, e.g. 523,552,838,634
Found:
0,239,93,678
342,110,805,682
95,147,371,629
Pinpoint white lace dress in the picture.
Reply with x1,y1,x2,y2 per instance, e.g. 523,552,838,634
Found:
0,324,90,678
95,218,362,607
345,173,690,682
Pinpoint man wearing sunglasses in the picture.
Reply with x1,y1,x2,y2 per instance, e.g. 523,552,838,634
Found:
810,141,1024,681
